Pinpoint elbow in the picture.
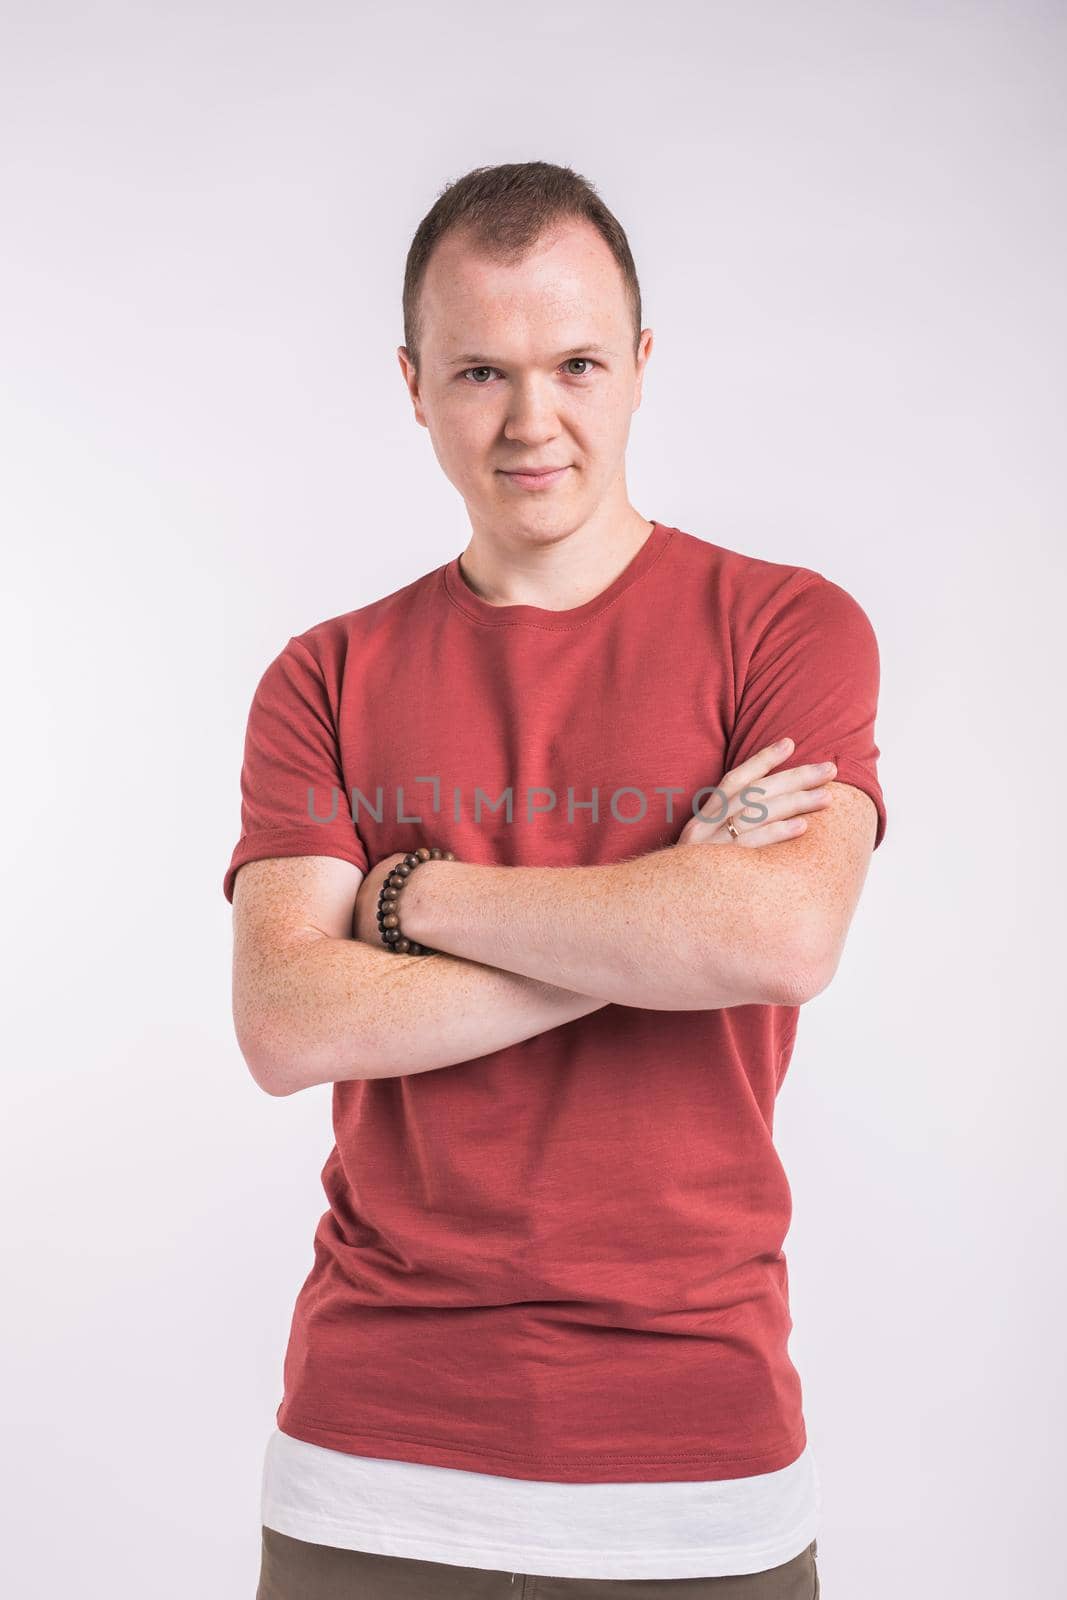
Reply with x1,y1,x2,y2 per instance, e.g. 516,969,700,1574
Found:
254,1062,300,1098
234,1009,314,1097
763,962,834,1008
231,936,377,1095
239,1035,302,1097
241,1030,375,1096
761,918,841,1007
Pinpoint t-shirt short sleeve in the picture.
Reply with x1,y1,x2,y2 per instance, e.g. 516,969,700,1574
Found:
222,634,370,903
723,574,888,849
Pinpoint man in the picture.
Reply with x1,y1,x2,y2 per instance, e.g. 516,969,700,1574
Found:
226,160,885,1598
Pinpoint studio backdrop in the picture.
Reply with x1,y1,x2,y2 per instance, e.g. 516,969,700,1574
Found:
2,3,1062,1597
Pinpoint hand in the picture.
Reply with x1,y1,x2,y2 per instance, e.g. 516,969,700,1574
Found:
676,737,836,848
352,851,409,945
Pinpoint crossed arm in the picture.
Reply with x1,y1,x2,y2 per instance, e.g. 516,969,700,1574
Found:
390,804,862,1011
232,783,877,1096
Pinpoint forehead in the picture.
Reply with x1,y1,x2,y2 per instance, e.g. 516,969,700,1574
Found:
420,220,630,357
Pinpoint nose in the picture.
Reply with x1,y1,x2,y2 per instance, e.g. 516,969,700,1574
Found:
503,379,561,448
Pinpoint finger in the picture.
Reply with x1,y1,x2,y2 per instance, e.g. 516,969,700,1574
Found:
729,785,833,834
687,765,835,834
681,784,831,845
727,815,811,847
685,815,813,848
742,759,837,793
691,744,834,818
717,758,837,810
718,737,798,791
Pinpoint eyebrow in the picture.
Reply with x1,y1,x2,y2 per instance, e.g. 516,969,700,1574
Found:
438,343,616,368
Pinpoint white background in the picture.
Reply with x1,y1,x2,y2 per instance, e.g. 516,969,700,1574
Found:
3,3,1064,1595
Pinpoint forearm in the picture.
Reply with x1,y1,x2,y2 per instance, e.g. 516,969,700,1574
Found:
399,842,815,1011
245,934,608,1095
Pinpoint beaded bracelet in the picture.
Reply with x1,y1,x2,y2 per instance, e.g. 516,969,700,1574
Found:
377,845,455,955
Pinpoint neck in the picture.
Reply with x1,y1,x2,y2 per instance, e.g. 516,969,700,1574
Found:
457,505,654,612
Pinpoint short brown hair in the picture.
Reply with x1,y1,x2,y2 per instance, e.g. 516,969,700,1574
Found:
402,160,642,378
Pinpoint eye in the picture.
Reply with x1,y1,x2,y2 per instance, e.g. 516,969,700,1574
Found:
458,358,600,385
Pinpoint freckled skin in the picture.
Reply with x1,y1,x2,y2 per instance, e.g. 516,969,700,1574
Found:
232,853,609,1095
232,766,875,1093
230,217,878,1093
390,783,877,1014
396,218,656,609
765,782,879,992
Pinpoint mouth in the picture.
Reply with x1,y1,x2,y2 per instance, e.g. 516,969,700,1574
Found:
499,465,571,489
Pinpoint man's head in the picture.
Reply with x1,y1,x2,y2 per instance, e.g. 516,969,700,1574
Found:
398,161,652,542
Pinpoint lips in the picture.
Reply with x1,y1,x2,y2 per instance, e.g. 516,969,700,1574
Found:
500,464,571,490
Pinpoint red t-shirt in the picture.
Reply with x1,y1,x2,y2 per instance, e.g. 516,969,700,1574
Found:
223,519,887,1483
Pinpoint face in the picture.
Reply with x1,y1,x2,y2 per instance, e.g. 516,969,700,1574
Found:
398,219,652,542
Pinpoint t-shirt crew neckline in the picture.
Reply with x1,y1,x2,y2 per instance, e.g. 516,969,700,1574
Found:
441,519,675,630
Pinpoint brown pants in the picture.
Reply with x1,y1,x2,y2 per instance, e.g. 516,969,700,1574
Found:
256,1527,819,1599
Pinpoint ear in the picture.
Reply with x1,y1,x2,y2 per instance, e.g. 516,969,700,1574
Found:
632,327,654,410
397,347,428,428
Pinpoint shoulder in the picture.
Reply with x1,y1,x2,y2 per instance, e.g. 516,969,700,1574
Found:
286,562,447,676
666,524,871,642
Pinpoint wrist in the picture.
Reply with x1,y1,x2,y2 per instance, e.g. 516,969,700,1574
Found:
399,857,449,945
376,848,458,955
